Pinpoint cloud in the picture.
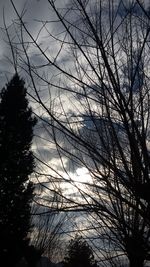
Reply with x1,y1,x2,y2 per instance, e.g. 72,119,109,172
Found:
1,0,148,182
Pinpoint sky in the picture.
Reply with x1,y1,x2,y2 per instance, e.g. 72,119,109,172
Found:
0,0,149,163
0,0,73,88
0,0,48,25
1,0,150,261
0,0,53,85
1,0,149,186
0,0,149,83
0,0,92,198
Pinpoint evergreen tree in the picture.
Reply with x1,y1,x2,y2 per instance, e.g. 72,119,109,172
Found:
0,74,37,266
64,235,98,267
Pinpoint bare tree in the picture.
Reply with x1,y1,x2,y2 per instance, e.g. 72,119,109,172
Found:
31,207,66,262
29,171,69,262
5,0,150,266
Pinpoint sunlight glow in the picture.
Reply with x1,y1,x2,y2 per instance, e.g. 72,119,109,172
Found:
75,167,92,184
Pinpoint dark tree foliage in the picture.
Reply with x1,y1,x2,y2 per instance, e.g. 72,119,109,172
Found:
0,73,37,266
63,235,98,267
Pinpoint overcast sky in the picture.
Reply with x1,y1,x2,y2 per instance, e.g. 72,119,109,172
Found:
1,0,149,84
0,0,83,191
1,0,150,184
0,0,52,84
0,0,73,87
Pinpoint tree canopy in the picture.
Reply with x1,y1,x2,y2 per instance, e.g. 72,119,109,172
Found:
64,235,98,267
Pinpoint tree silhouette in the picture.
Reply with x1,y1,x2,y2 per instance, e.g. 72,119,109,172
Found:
8,1,150,266
64,235,98,267
0,73,37,266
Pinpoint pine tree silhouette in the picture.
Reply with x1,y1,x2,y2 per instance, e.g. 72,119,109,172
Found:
0,74,37,266
64,235,98,267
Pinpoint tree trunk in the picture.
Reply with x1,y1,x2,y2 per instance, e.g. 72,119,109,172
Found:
129,256,144,267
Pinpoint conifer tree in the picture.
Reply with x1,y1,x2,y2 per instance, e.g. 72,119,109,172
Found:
0,74,37,265
64,235,98,267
